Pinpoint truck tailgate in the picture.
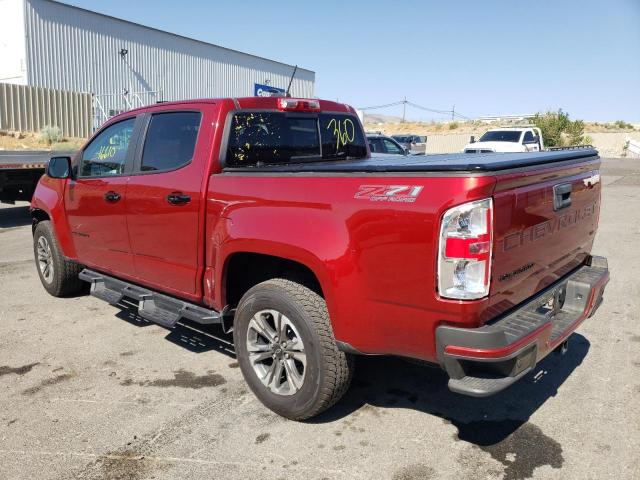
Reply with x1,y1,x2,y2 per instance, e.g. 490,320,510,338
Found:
487,157,601,321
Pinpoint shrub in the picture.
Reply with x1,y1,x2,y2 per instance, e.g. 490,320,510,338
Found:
530,110,588,147
614,120,633,129
448,122,459,130
38,125,63,145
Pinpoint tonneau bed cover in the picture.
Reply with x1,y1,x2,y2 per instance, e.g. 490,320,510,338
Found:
223,148,598,173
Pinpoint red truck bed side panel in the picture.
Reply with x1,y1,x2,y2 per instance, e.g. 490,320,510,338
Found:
206,174,496,361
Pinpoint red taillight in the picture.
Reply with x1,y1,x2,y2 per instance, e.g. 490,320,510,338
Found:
438,199,493,300
277,98,321,112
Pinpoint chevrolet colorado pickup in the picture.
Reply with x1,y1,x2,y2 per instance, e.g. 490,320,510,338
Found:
30,96,609,420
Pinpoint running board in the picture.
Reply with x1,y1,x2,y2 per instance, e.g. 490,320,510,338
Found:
79,269,221,329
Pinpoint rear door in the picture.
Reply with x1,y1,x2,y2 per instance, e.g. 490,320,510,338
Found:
125,108,212,300
65,116,140,276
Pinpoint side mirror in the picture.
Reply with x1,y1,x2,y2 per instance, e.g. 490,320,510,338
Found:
47,156,71,179
470,136,475,143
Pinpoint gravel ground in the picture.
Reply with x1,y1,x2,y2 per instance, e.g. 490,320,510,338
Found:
0,158,638,480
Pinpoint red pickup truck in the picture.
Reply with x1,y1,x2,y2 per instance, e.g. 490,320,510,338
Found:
30,96,609,420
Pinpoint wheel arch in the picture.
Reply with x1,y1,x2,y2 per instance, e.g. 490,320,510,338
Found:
30,208,51,233
29,176,77,258
220,249,330,309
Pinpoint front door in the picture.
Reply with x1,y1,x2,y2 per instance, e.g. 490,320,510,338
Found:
126,110,209,299
65,117,138,277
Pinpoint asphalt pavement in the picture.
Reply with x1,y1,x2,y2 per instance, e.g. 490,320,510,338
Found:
0,158,638,480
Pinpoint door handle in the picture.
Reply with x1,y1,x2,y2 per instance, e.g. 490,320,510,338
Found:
166,192,191,205
553,183,572,211
104,191,121,203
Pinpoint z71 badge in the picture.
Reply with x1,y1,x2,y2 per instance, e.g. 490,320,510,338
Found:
354,185,423,203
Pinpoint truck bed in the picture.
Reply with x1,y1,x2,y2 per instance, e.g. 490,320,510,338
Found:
223,148,598,173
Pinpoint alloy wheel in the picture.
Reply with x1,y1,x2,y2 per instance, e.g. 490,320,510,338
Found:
37,236,54,284
246,309,307,395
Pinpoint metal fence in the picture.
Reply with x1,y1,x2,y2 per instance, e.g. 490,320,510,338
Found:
0,83,92,138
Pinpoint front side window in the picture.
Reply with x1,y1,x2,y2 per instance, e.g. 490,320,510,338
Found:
523,131,534,142
383,139,403,154
80,118,135,177
141,112,201,172
226,112,367,167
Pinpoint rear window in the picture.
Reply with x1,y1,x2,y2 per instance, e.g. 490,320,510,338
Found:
141,112,201,172
478,130,522,142
226,112,367,166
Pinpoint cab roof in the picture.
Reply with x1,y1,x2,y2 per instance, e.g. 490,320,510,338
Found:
116,97,355,118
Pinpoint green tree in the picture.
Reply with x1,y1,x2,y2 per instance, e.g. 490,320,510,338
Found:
530,109,588,147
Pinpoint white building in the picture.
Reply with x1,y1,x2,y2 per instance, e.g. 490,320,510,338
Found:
0,0,315,126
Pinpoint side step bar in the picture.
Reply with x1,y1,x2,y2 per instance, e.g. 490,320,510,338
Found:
79,269,221,329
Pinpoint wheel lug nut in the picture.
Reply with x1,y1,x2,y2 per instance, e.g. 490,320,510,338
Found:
285,353,290,359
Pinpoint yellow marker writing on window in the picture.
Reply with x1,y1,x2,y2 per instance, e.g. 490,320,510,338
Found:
327,118,355,150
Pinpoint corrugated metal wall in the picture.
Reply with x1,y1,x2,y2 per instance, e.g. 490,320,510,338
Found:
22,0,315,125
0,82,92,137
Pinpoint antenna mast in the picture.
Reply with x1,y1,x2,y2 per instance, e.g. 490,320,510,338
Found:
285,65,298,97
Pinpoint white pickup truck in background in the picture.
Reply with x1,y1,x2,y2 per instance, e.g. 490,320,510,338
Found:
463,127,543,153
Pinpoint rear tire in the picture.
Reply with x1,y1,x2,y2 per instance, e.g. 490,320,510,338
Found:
33,221,84,297
234,278,353,420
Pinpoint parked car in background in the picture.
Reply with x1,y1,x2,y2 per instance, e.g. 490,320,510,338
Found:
367,133,408,155
464,127,543,153
392,134,425,150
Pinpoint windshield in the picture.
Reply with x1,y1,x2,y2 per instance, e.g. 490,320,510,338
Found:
478,130,522,143
226,112,367,166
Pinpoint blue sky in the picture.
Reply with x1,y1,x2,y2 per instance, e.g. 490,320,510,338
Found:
65,0,640,122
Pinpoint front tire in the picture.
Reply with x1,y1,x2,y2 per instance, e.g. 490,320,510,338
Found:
234,279,353,420
33,221,84,297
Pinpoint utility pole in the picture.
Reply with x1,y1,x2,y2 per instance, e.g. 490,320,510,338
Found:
451,104,455,121
402,97,407,123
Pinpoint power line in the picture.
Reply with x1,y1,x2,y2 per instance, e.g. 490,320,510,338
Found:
358,100,405,111
405,101,451,115
358,98,470,121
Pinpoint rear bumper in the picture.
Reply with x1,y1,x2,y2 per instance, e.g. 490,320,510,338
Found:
436,255,609,397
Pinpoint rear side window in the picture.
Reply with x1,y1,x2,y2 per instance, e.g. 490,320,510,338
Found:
80,118,135,177
368,138,383,153
226,112,367,167
141,112,201,172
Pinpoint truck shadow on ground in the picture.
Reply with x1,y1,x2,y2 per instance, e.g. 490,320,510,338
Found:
312,333,590,446
111,300,589,452
0,205,31,228
114,302,236,357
